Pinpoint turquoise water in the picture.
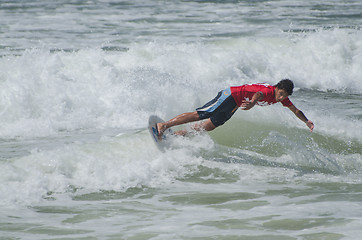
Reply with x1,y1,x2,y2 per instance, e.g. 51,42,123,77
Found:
0,0,361,239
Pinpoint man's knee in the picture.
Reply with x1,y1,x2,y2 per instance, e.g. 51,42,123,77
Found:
203,119,216,131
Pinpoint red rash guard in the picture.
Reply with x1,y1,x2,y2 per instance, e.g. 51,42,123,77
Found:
230,83,293,107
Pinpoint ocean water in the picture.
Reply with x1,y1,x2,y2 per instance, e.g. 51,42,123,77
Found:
0,0,362,239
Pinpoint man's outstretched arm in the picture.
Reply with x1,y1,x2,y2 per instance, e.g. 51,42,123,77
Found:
288,104,314,132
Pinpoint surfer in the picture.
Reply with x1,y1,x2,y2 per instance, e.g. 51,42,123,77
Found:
157,79,314,139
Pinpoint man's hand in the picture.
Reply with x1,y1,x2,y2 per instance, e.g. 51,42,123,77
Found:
241,100,256,110
241,91,263,110
306,120,314,132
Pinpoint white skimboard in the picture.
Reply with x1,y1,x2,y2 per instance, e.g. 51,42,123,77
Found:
148,115,173,151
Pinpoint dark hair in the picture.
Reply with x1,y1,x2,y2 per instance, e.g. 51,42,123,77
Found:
275,79,294,95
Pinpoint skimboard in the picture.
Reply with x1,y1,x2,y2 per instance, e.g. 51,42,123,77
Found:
148,115,174,151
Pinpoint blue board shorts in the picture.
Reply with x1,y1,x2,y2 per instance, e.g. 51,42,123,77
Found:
196,88,239,127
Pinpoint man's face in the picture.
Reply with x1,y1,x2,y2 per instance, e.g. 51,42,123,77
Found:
275,88,289,102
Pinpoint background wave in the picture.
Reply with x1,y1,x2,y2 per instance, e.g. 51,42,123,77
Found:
0,29,361,139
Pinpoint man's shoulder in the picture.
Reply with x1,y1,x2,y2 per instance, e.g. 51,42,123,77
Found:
281,97,293,107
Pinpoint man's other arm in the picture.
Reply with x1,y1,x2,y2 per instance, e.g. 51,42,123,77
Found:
288,104,314,132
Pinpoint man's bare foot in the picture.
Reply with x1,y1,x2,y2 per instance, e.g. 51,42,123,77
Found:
156,122,166,140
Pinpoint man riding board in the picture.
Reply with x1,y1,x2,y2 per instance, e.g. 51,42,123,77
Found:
157,79,314,138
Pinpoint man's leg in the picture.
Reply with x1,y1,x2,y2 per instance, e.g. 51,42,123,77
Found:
190,118,216,132
174,118,216,136
157,111,200,138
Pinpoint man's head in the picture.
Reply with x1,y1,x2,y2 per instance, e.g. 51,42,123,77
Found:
274,79,294,102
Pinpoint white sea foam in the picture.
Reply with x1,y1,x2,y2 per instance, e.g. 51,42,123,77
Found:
0,29,361,141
